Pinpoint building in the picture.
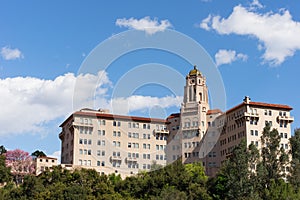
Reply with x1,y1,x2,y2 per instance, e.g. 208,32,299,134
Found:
165,66,293,176
59,109,168,177
217,96,293,173
35,156,58,175
59,66,294,177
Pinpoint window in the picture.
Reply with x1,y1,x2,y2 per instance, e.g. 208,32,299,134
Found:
264,110,268,115
98,119,106,125
102,140,105,146
79,139,83,144
84,139,87,144
280,133,284,138
88,139,92,145
79,149,83,154
97,150,101,156
128,143,132,148
284,133,288,138
255,130,258,136
88,150,91,155
128,132,132,138
250,130,254,136
269,110,272,116
143,134,146,139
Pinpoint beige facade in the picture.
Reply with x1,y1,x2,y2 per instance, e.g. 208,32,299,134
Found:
59,109,168,177
59,66,294,177
35,156,58,175
218,96,293,163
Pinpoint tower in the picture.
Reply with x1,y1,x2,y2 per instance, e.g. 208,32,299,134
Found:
180,65,210,163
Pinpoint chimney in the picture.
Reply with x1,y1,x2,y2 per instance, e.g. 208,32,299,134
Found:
243,96,251,104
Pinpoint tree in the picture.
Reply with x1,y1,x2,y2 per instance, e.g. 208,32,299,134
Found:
217,139,260,199
256,124,289,197
289,129,300,190
5,149,35,185
0,155,11,184
0,145,7,155
31,150,46,158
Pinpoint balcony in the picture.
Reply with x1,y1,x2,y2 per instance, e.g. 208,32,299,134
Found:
72,122,94,127
277,115,294,123
153,129,169,135
125,157,138,163
110,156,122,161
242,112,259,121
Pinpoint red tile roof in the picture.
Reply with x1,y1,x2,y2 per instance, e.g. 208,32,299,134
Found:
207,109,223,115
60,111,166,127
226,101,292,114
167,113,180,119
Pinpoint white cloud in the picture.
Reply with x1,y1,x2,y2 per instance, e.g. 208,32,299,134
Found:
250,0,264,10
200,3,300,65
0,70,182,136
215,49,248,66
200,15,212,31
48,150,61,163
116,16,172,35
0,71,111,136
1,46,24,60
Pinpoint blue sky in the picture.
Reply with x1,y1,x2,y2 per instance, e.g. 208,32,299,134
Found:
1,0,300,160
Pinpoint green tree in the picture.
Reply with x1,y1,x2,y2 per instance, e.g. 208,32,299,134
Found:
210,140,260,199
289,129,300,190
257,124,289,193
0,155,12,184
31,150,46,158
0,145,7,155
290,129,300,160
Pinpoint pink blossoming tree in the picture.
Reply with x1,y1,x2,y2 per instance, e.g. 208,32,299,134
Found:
5,149,35,185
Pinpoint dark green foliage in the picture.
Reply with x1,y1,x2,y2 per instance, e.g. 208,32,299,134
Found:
209,140,260,200
0,145,7,155
0,155,12,184
2,126,300,199
290,129,300,160
31,150,46,158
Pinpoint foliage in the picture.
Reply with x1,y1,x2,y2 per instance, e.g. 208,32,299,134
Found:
0,145,7,155
31,150,46,158
0,155,12,184
5,149,35,185
290,129,300,160
257,124,289,197
1,125,300,199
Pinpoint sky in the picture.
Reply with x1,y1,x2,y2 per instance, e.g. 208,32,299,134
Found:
1,0,300,161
